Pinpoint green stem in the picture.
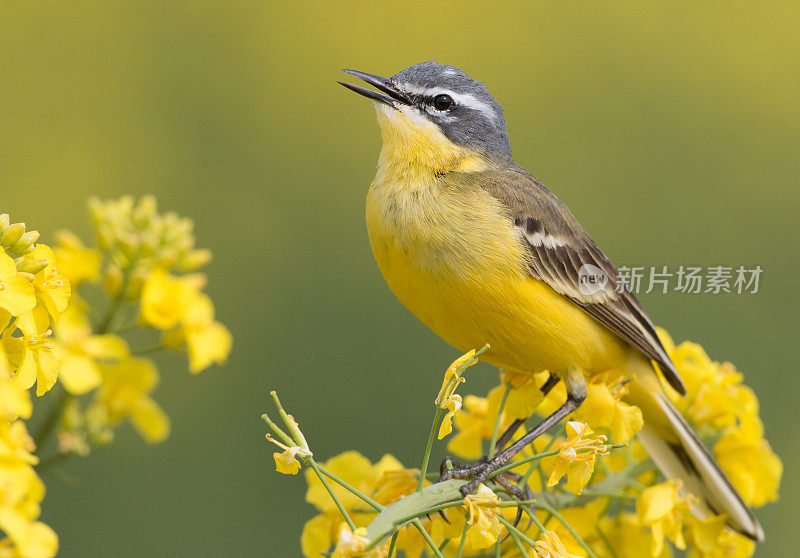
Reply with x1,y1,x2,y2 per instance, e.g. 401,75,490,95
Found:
417,406,444,492
596,525,620,558
131,344,165,356
494,535,501,557
487,383,512,458
387,533,399,558
490,449,560,478
508,527,532,558
307,458,356,531
269,391,309,449
492,442,627,479
34,389,69,449
411,518,444,558
536,501,597,558
316,463,385,511
261,413,295,448
455,518,469,558
498,517,538,547
95,292,124,335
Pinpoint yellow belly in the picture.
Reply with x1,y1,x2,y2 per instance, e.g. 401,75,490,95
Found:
366,180,629,376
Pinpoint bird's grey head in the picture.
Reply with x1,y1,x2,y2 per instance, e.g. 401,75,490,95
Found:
339,62,512,160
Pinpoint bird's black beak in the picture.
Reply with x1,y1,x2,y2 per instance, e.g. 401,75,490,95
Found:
338,69,410,107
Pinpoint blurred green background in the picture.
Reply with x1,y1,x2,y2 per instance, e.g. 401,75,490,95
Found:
2,2,798,556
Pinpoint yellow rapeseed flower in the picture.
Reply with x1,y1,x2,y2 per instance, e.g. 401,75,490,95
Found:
546,421,609,495
594,513,672,558
52,230,101,287
139,268,198,329
93,357,169,443
301,451,406,558
463,484,502,550
636,479,693,556
434,349,484,440
24,245,71,322
171,292,232,374
0,249,36,317
534,530,582,558
3,307,59,397
713,414,782,507
437,393,462,439
142,269,232,373
265,433,311,475
0,509,58,558
0,336,32,422
574,376,643,443
435,350,476,407
52,299,129,395
331,524,387,558
501,370,549,420
0,421,37,467
447,395,492,460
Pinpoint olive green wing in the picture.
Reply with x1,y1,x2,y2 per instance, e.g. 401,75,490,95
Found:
476,165,685,394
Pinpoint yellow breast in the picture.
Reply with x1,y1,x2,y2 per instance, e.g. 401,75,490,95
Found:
366,176,627,376
365,102,628,376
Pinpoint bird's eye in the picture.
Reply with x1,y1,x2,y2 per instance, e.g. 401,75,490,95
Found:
432,94,454,111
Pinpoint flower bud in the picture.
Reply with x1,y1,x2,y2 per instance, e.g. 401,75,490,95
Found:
178,249,212,271
118,232,140,260
9,230,39,255
0,222,26,247
54,229,83,250
132,195,157,227
0,214,9,229
16,258,49,275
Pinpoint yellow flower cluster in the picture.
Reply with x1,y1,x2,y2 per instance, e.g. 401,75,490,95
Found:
50,196,232,453
656,329,782,508
0,214,67,557
272,329,781,558
1,198,231,556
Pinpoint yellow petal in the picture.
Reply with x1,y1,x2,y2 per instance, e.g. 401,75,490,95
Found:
41,279,71,318
504,372,545,420
565,460,595,495
638,483,676,523
437,394,461,439
300,514,336,558
610,400,644,443
58,355,102,395
274,448,303,475
186,321,232,373
0,375,32,421
129,396,170,443
305,451,374,512
34,348,59,396
83,334,130,360
16,306,50,338
0,275,37,317
140,269,193,329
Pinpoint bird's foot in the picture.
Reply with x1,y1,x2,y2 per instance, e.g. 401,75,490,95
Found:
437,456,534,530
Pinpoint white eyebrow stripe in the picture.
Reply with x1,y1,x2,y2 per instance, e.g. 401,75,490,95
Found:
395,84,498,122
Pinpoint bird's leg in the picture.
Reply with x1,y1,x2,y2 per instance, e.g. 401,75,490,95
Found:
492,373,560,455
457,369,587,498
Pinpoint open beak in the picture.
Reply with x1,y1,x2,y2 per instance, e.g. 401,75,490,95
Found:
338,69,410,107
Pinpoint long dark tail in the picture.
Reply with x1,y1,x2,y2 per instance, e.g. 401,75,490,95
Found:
626,369,763,542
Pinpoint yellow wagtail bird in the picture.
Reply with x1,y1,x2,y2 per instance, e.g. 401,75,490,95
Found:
339,62,762,541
